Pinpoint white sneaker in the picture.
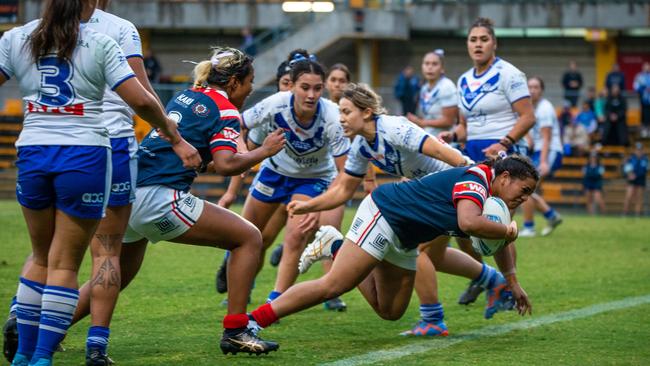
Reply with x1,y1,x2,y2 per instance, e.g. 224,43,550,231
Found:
299,225,343,274
541,214,563,236
519,227,536,238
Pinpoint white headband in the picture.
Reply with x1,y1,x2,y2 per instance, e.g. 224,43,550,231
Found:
210,51,235,66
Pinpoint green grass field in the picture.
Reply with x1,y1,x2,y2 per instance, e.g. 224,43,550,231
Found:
1,200,649,365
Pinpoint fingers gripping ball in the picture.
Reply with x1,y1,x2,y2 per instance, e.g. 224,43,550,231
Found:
471,196,511,256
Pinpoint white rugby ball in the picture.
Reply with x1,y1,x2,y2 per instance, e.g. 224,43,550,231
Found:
471,196,511,256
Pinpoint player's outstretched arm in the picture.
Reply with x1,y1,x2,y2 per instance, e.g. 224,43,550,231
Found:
422,136,467,167
287,172,362,216
212,129,285,176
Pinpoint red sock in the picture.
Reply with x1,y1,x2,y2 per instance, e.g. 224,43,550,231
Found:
250,303,278,328
223,313,249,329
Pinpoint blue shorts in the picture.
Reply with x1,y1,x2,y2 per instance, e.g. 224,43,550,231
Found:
583,180,603,191
16,145,111,219
464,139,528,162
108,137,138,207
250,167,330,204
532,150,563,177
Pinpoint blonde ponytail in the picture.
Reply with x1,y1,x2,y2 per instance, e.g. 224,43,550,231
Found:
192,60,213,88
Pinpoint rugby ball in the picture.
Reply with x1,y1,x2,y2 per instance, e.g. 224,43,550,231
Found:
471,196,511,256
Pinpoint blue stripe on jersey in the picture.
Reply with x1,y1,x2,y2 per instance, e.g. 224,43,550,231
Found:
509,94,530,105
125,54,143,59
460,73,500,111
111,73,135,90
344,168,365,178
418,135,428,154
274,113,327,156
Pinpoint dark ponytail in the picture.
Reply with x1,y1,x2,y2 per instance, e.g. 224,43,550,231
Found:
30,0,84,62
482,153,539,182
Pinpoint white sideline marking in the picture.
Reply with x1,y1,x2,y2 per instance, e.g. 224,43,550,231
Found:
322,294,650,366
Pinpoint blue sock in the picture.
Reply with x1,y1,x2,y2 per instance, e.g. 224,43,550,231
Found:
543,208,557,220
266,290,282,303
15,277,44,358
473,263,498,289
224,251,230,260
32,285,79,361
419,303,444,323
9,295,17,316
331,239,343,256
86,326,110,354
524,221,534,229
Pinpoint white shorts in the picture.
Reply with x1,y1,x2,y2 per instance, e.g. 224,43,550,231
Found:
345,196,417,271
123,185,205,244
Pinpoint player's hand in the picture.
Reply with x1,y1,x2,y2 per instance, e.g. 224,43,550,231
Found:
287,200,310,216
482,142,507,159
505,220,518,243
298,212,320,234
438,131,454,143
261,129,286,157
170,134,202,170
508,282,532,316
539,161,550,178
217,191,237,209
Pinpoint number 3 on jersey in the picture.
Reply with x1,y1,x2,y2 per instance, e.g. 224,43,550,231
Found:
37,55,75,106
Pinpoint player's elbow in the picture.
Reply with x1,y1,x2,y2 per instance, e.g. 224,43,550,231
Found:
457,215,479,236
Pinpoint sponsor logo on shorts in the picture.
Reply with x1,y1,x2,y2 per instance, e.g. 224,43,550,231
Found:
182,195,197,210
111,182,131,193
351,217,364,234
254,181,275,197
155,217,177,235
82,193,104,204
369,233,388,252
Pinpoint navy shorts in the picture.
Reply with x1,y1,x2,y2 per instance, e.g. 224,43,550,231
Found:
108,137,138,207
16,145,111,219
583,180,603,191
532,150,563,177
464,139,528,162
250,167,330,204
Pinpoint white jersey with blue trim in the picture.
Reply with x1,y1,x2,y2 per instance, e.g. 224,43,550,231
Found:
243,91,350,179
88,9,143,138
344,115,457,179
532,98,563,153
416,76,458,136
458,58,530,141
0,20,135,148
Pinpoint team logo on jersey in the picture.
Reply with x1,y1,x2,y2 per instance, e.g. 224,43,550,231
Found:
176,94,195,107
192,103,210,117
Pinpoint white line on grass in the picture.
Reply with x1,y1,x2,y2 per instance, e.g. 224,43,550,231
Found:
322,294,650,366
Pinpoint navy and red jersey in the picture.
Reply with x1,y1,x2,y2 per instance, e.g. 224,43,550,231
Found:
137,87,241,192
371,164,492,249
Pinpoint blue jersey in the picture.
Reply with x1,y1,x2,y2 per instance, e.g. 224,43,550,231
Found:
371,165,492,249
137,87,241,191
625,155,649,178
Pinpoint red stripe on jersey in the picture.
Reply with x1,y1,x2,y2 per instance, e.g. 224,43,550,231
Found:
453,195,483,209
467,164,493,193
191,87,241,121
211,145,237,154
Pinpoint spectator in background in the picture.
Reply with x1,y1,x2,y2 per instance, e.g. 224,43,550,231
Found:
633,62,650,138
594,88,607,123
583,150,606,215
585,86,596,111
394,65,420,115
558,100,574,130
562,60,583,107
143,48,162,83
563,118,590,156
575,100,598,135
605,63,626,93
602,84,629,146
241,27,257,57
622,142,648,216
